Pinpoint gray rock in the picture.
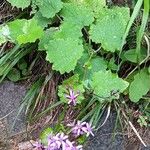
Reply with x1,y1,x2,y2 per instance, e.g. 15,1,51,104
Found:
0,81,26,136
84,113,125,150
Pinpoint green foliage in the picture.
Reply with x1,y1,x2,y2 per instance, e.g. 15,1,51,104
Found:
129,69,150,102
91,71,129,100
45,38,84,74
7,0,31,9
58,74,85,104
8,18,43,44
123,48,146,63
2,0,150,132
137,115,148,127
53,22,82,39
40,127,53,145
90,7,130,52
36,0,63,18
61,3,94,28
0,25,10,45
7,68,21,82
82,0,106,18
75,52,107,80
33,11,52,28
17,59,28,70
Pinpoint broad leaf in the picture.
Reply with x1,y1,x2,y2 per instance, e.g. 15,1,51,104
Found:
83,0,106,18
53,22,82,39
58,74,85,104
107,58,118,71
8,18,43,44
61,3,94,28
90,7,130,52
123,49,146,63
33,11,52,28
7,0,31,9
36,0,63,18
0,25,10,45
38,28,57,50
45,38,84,74
75,52,107,80
63,0,106,17
91,70,129,100
129,69,150,102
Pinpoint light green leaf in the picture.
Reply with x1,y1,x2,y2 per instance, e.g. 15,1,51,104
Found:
82,0,106,18
8,18,43,44
129,69,150,102
36,0,63,18
7,68,21,82
33,11,52,28
90,7,130,52
7,0,31,9
63,0,106,17
45,38,84,74
91,70,129,99
58,74,85,104
107,58,118,71
61,3,94,28
0,25,10,45
53,22,82,39
40,127,53,145
38,28,57,50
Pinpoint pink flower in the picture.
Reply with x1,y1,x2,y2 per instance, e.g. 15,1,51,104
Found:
68,121,94,137
65,88,79,106
84,123,94,137
33,141,44,150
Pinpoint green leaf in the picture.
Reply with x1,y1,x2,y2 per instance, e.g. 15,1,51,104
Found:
7,68,21,82
75,52,107,80
58,74,85,104
7,0,31,9
38,28,57,50
33,11,52,28
36,0,63,18
90,7,130,52
123,48,146,63
17,59,27,70
82,0,106,18
53,22,82,39
40,127,53,145
91,70,129,99
61,3,94,28
8,18,43,44
129,69,150,102
45,38,84,74
107,58,118,71
63,0,106,18
0,25,11,45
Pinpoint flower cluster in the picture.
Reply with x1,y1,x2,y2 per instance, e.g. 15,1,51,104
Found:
68,121,94,137
33,133,82,150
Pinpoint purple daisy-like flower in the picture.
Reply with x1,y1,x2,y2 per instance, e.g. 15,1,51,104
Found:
63,140,82,150
71,121,87,136
65,88,79,106
68,121,94,137
84,123,94,137
47,132,69,150
33,141,44,150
